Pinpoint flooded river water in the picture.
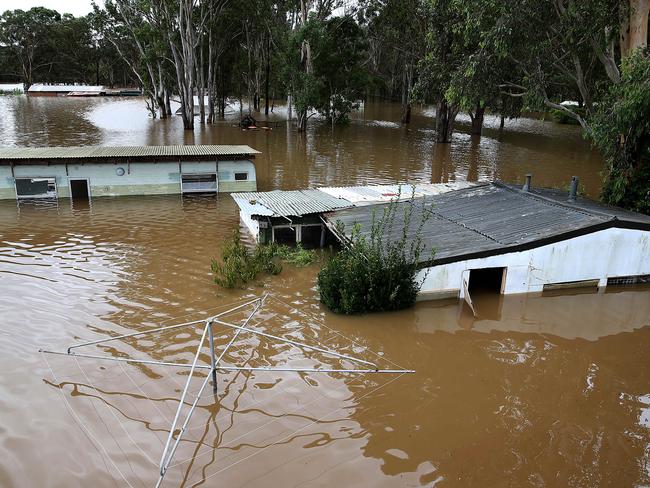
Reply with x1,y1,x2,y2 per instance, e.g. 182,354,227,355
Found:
0,97,649,487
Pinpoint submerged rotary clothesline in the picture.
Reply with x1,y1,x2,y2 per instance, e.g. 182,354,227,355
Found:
40,294,414,487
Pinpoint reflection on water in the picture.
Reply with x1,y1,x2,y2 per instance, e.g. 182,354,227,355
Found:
0,195,649,487
0,96,604,196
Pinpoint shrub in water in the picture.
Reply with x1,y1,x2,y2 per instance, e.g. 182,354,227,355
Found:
318,195,435,314
211,228,317,288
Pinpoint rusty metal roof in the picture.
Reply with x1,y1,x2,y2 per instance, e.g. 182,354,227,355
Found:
0,145,261,161
324,182,650,266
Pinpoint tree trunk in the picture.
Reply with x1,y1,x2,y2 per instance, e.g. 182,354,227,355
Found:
401,104,412,124
470,104,485,136
621,0,650,57
157,95,166,119
400,64,413,124
287,94,293,120
297,109,308,131
164,89,171,116
264,36,271,116
198,45,205,124
435,99,459,143
499,114,505,130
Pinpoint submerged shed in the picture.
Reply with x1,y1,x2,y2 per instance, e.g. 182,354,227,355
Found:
232,183,474,246
0,145,259,200
27,84,106,96
323,181,650,300
232,189,352,246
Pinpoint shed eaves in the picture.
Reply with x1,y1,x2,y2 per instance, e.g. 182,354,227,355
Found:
232,189,352,218
0,145,261,161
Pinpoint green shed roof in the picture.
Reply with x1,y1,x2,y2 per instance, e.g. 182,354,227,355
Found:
0,145,260,161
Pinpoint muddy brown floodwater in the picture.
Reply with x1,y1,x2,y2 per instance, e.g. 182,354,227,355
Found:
0,96,649,487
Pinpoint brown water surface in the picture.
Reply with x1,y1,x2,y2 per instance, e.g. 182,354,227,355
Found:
0,97,649,487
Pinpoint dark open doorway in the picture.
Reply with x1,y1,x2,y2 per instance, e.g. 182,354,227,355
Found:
69,179,90,200
468,267,506,294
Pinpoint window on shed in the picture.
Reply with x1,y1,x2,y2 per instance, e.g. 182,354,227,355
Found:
607,274,650,286
15,177,57,199
181,173,217,193
234,172,248,181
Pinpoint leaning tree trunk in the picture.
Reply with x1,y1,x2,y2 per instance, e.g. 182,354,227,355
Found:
435,99,459,143
470,103,485,136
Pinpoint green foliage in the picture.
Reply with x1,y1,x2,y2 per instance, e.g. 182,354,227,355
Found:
284,14,369,126
0,7,133,87
211,228,317,288
591,50,650,214
211,228,275,288
274,243,317,267
550,107,584,125
318,196,435,314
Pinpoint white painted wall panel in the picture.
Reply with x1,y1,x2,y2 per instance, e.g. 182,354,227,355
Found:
218,161,256,182
0,159,257,198
240,211,260,239
418,227,650,298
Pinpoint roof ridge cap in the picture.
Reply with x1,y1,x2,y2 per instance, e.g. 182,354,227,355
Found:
495,181,611,221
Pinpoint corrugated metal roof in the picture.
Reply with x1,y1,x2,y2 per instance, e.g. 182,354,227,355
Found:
324,182,650,265
232,189,352,217
319,182,476,204
231,193,275,217
27,84,105,92
0,145,261,160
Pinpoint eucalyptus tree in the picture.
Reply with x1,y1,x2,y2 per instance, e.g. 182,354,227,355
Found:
414,0,465,143
445,0,524,135
153,0,205,130
591,50,650,213
362,0,427,124
484,0,648,211
98,1,173,118
284,8,369,130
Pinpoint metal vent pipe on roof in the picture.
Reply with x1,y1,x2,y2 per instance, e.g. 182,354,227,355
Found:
522,174,532,192
568,176,579,202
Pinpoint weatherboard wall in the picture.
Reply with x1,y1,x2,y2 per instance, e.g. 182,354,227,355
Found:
0,160,256,199
417,227,650,299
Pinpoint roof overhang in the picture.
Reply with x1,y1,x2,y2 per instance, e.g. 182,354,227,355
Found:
0,145,261,165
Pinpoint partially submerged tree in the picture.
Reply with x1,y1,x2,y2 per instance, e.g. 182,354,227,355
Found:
363,0,427,124
284,8,368,130
415,0,464,143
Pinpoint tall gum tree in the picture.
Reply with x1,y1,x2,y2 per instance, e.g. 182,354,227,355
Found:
415,0,464,143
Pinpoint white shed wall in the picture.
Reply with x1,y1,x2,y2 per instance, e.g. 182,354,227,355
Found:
240,211,260,239
418,227,650,299
0,159,257,199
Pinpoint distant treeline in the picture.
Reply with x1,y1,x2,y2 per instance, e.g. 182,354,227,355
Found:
0,8,135,89
0,1,648,212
